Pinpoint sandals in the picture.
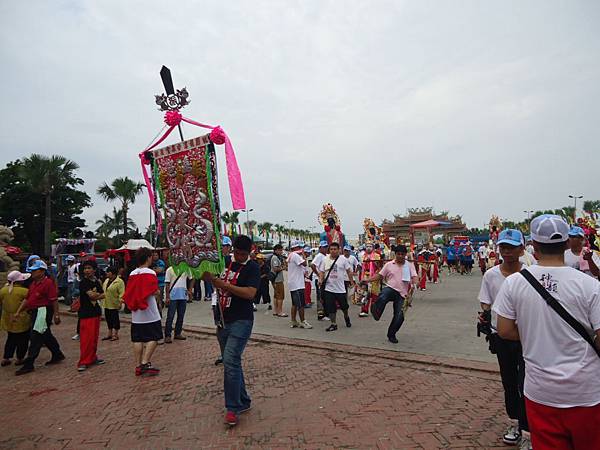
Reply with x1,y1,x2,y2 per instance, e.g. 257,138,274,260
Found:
278,313,288,317
325,324,338,332
101,336,112,341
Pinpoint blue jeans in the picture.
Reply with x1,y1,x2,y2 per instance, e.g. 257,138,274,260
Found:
217,319,253,414
204,281,214,299
376,287,405,338
165,299,187,337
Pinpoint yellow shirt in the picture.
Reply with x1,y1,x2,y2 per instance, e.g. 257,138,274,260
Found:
0,285,31,333
102,277,124,310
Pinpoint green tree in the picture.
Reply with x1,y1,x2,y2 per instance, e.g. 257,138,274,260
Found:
274,224,285,244
97,177,145,240
583,200,600,212
258,221,273,247
221,211,240,236
96,207,137,242
0,156,91,255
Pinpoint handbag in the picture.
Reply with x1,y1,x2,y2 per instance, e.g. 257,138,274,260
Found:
319,256,340,299
520,268,600,359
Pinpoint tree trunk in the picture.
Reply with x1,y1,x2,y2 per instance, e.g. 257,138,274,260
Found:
123,205,128,240
44,193,52,257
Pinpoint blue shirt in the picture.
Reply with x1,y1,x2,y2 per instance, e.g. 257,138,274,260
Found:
446,247,456,261
154,259,166,287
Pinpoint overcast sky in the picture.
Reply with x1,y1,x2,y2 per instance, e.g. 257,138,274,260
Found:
1,1,599,238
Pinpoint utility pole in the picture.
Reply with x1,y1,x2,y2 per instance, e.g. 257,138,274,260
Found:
568,194,583,221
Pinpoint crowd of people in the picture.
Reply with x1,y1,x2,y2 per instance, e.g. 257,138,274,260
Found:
1,213,599,447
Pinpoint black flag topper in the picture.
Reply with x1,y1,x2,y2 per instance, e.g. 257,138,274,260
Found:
155,65,190,140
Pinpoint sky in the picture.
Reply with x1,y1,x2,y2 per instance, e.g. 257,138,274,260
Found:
1,1,599,239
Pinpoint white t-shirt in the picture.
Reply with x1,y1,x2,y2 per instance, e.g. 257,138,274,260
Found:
311,252,326,270
165,266,191,300
493,265,600,408
317,255,351,294
478,247,487,259
287,251,306,291
342,255,359,281
477,265,515,330
564,249,600,276
67,264,78,283
129,268,162,324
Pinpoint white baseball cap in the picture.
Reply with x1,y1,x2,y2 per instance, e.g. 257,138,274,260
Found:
530,214,569,244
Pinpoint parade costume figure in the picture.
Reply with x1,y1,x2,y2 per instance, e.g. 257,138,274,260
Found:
359,245,382,317
417,253,427,290
429,253,439,283
318,204,346,248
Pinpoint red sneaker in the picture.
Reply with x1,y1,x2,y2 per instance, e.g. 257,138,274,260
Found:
224,411,238,427
135,365,143,376
141,363,160,377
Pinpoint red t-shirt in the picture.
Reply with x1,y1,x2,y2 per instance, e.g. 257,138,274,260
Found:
25,277,57,309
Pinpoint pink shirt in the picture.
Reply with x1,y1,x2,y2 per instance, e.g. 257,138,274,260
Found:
379,261,417,296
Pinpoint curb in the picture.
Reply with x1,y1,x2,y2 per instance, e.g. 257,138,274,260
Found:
61,310,499,376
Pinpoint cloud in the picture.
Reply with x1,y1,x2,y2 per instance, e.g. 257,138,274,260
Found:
1,0,599,238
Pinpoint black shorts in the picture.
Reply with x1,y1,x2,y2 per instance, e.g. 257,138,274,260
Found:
131,320,163,343
324,291,349,314
290,289,305,309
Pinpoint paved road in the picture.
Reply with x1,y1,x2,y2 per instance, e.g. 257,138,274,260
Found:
0,316,507,449
183,270,493,363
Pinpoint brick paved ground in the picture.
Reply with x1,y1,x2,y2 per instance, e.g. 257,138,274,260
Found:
0,316,507,450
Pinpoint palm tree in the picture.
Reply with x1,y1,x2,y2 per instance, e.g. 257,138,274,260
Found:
20,154,81,256
274,224,285,244
258,222,273,247
97,177,145,240
96,207,136,241
221,211,241,236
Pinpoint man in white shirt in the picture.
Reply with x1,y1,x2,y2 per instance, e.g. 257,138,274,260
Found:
478,229,530,447
564,225,600,278
494,215,600,449
310,241,329,321
342,245,359,301
164,265,193,343
317,242,355,331
287,241,311,329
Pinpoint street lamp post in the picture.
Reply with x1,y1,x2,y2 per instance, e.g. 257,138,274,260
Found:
242,208,254,239
284,220,294,249
523,210,534,222
568,194,583,221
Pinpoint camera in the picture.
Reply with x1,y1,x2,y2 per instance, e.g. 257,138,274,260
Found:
477,310,492,337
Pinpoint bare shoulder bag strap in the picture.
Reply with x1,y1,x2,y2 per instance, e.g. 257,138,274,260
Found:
520,268,600,358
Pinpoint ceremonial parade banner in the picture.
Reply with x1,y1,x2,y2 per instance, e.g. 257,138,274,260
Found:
150,134,224,277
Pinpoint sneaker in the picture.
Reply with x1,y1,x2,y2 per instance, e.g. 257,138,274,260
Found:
502,424,520,445
141,363,160,377
174,334,187,340
135,365,143,376
345,317,352,328
45,354,66,365
388,335,399,344
77,365,87,372
71,334,79,341
224,411,238,427
290,320,299,328
164,336,172,344
358,312,369,317
518,435,532,450
300,320,313,329
15,366,34,376
325,324,338,332
322,316,331,321
239,404,252,414
93,358,105,365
